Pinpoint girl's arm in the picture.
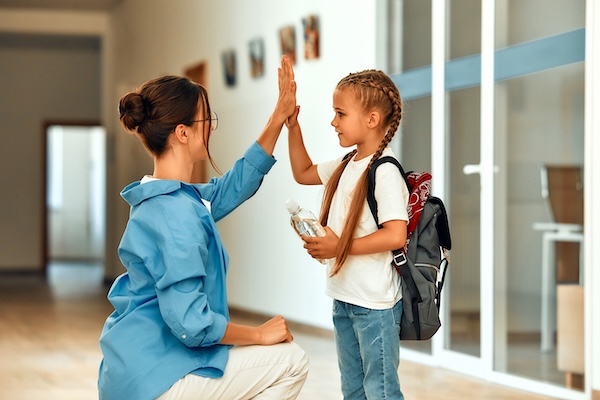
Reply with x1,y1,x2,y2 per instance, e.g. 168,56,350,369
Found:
303,220,407,260
256,55,296,156
287,107,322,185
219,315,293,345
348,220,407,254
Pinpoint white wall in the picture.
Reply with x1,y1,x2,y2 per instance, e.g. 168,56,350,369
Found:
105,0,379,329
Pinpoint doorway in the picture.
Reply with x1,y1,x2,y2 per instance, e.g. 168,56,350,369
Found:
44,123,106,278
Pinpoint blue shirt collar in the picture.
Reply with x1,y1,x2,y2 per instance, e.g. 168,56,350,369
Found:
121,179,187,206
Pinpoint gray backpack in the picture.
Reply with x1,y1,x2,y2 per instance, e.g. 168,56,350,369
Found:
366,156,452,340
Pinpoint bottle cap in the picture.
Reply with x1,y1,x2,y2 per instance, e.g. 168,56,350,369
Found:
284,199,300,214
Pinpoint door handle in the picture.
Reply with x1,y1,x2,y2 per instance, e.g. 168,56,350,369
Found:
463,164,481,175
463,164,499,175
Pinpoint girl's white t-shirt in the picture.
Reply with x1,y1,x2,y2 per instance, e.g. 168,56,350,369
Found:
317,147,409,310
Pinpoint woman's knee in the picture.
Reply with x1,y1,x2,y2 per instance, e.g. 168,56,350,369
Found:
288,341,309,376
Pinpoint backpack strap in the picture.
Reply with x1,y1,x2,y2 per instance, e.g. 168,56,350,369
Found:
342,151,354,162
366,156,410,228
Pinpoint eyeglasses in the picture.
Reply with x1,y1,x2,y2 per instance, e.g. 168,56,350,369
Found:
192,111,218,131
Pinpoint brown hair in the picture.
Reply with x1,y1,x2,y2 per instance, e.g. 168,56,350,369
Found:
118,75,218,171
320,70,403,276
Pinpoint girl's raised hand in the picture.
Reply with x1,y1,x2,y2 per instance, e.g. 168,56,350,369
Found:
285,105,300,129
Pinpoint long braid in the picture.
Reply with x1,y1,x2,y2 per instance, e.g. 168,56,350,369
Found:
325,70,403,276
319,149,357,226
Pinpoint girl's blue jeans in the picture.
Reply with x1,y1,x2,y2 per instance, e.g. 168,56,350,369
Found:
333,299,404,400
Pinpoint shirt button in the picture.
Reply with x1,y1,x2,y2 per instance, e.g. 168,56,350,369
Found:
182,334,187,339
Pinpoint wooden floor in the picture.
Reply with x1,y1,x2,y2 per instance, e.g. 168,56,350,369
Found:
0,263,556,400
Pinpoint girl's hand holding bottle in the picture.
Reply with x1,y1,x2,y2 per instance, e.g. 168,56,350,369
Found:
302,226,339,261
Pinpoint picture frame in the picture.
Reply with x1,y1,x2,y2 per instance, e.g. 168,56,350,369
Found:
221,49,237,87
279,25,297,64
302,15,320,60
248,38,265,79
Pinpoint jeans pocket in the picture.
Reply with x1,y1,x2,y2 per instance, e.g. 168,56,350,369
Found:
350,304,371,316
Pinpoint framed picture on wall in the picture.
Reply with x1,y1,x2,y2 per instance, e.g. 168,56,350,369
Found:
221,49,237,87
279,25,297,64
248,38,265,79
302,15,320,60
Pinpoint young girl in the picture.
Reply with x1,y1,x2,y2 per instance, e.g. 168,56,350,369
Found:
98,56,308,400
287,70,408,399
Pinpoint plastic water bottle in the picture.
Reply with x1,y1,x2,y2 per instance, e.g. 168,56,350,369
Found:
285,199,327,264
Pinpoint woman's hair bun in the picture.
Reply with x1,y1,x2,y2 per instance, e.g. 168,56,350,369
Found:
119,92,149,131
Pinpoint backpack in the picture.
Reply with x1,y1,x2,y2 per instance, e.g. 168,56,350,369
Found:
366,156,452,340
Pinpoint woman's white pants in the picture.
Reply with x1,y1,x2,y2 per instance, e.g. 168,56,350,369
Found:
156,341,309,400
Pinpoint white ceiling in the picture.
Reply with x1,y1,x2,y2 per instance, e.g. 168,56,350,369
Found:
0,0,122,11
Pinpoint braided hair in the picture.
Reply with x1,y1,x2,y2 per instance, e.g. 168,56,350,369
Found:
320,70,403,276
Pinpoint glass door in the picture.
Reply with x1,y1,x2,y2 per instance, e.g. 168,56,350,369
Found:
493,0,586,394
394,0,433,357
391,0,586,397
445,0,483,362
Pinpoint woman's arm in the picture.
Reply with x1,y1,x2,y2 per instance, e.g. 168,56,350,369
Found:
219,315,293,346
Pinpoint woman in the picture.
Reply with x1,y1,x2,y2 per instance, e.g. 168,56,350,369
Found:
98,56,308,400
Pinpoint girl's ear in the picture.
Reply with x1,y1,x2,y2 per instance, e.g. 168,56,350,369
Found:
173,123,188,144
367,111,382,128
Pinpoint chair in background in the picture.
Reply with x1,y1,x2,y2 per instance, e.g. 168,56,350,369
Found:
533,164,584,388
541,165,584,282
533,165,584,351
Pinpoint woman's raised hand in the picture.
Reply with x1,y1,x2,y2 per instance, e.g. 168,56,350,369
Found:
275,55,297,122
256,55,297,156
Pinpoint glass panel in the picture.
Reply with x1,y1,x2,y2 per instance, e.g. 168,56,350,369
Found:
400,96,431,172
495,0,585,49
447,86,481,357
494,62,584,389
399,95,432,355
398,0,432,354
448,0,481,59
402,0,431,70
446,7,482,359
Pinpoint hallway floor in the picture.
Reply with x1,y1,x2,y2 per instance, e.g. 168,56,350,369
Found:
0,262,556,400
